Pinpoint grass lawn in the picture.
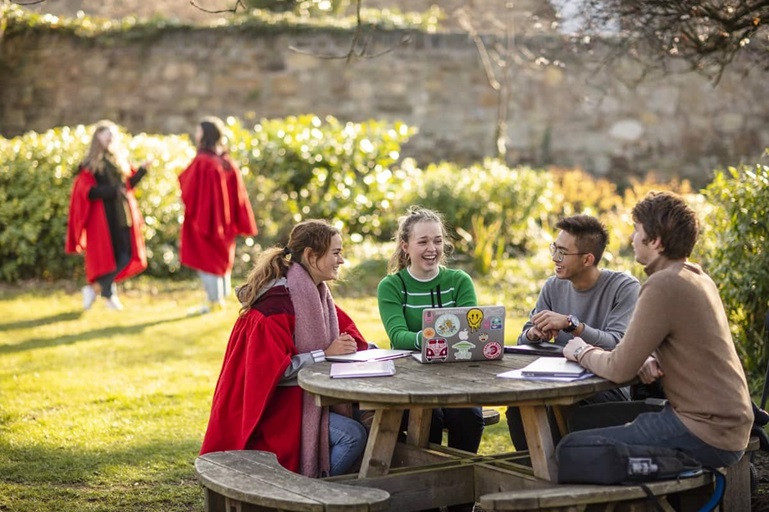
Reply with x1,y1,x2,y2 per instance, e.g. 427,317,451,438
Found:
0,278,523,512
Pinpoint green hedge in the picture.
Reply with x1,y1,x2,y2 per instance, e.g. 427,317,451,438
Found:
0,116,415,282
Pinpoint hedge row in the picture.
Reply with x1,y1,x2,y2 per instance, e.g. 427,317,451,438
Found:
2,118,767,377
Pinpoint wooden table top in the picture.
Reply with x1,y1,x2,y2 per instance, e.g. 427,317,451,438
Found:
298,353,622,409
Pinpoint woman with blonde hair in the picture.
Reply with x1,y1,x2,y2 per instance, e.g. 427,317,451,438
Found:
201,219,369,477
66,120,149,310
377,206,484,459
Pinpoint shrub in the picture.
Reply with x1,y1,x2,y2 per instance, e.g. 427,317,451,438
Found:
0,116,415,282
702,163,769,377
394,159,551,274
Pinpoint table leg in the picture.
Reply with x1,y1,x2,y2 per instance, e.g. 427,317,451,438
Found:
519,404,558,481
406,408,432,448
358,409,404,478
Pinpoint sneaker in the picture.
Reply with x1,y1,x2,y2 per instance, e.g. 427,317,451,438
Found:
82,285,97,310
187,305,211,316
104,295,124,311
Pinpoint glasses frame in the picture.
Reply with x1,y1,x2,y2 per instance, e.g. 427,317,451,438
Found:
549,243,588,263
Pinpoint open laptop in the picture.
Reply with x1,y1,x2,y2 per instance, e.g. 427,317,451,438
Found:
413,305,506,363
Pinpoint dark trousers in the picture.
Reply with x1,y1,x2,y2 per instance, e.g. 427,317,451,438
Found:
95,227,131,298
506,387,632,451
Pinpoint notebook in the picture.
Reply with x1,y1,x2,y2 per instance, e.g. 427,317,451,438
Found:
329,360,396,378
326,348,415,362
413,305,506,363
520,357,589,378
505,342,564,357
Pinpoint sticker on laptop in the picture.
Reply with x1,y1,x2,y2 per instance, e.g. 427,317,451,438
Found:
434,313,461,337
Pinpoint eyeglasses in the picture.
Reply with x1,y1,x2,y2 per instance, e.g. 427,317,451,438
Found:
549,243,588,263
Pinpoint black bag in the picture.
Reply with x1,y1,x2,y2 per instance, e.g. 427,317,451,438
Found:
557,434,702,485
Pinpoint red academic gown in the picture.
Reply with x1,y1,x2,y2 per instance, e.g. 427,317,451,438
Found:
65,168,147,283
199,285,368,473
178,151,257,276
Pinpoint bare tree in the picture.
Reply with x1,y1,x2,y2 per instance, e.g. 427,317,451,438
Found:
557,0,769,83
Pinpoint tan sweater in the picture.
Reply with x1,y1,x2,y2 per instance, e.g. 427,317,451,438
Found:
578,257,753,452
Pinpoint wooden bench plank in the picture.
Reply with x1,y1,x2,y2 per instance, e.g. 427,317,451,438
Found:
196,451,390,512
479,473,713,511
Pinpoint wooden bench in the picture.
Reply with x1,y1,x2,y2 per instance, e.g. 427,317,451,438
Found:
722,435,760,512
195,450,391,512
482,408,501,426
479,472,715,511
479,436,761,512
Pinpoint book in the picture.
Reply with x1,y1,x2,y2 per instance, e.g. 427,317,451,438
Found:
329,360,396,379
504,342,564,357
520,357,590,378
325,348,415,362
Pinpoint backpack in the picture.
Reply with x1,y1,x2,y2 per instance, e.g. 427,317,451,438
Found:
556,434,702,485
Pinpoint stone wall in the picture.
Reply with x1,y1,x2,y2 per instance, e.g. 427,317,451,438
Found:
1,23,767,185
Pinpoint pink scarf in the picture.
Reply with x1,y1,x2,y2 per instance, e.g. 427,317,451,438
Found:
287,263,339,477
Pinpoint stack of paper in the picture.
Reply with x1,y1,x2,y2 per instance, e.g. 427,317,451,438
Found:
329,360,396,379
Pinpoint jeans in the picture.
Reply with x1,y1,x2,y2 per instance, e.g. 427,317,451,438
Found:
556,405,744,468
199,271,231,303
328,412,367,476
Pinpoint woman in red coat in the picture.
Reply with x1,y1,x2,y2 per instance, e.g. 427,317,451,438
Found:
179,117,257,313
200,219,369,477
66,120,148,311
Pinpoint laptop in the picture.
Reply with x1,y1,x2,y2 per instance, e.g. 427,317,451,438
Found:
505,342,564,357
413,305,506,363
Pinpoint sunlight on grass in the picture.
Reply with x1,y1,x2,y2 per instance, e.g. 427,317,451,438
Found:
1,279,526,511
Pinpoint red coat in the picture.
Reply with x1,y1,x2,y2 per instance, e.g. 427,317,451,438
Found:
199,285,367,473
65,169,147,283
179,151,257,275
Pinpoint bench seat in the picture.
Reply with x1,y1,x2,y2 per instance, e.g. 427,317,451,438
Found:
479,472,714,511
196,450,390,512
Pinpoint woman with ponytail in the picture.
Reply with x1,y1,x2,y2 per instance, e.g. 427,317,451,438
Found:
200,219,369,478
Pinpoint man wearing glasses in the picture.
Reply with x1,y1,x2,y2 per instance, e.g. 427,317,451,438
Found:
506,214,640,450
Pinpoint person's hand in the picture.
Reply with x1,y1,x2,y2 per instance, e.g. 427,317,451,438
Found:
637,356,664,384
324,332,358,356
563,337,588,362
529,310,562,340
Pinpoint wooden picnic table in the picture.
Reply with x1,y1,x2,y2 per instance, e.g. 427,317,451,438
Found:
298,353,624,483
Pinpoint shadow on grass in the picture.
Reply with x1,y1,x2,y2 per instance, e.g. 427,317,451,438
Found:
0,313,192,355
0,311,84,332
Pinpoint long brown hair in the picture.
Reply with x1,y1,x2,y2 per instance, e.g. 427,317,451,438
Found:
80,120,130,178
238,219,341,314
386,206,452,274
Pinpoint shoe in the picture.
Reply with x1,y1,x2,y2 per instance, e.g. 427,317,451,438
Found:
82,285,97,310
104,295,124,311
187,305,211,316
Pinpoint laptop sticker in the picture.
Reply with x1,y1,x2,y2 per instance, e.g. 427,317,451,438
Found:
467,308,484,332
435,313,461,337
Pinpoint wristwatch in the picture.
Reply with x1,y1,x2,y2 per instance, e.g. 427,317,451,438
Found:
573,345,586,361
564,315,581,333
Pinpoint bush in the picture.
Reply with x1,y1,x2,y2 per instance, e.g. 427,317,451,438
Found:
395,159,551,273
0,116,415,282
702,163,769,377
